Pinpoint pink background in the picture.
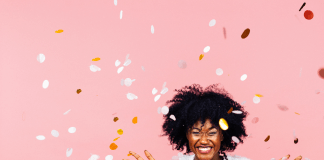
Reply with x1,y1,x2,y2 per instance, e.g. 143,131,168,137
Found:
1,0,323,159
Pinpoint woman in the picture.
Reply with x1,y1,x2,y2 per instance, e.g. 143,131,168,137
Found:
124,84,303,160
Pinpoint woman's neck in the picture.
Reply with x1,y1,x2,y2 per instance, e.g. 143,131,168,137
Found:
193,154,221,160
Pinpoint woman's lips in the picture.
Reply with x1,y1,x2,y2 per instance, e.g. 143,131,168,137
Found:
196,147,212,154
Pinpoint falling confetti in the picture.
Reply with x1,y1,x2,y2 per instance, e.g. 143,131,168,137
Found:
66,148,73,157
90,64,101,72
89,154,100,160
232,136,240,143
232,110,243,114
141,66,145,71
51,130,59,137
253,96,260,104
36,135,45,140
203,46,210,53
255,94,263,97
63,109,71,115
120,10,123,19
161,106,169,115
251,117,259,124
128,153,132,156
318,68,324,79
114,0,117,6
170,115,176,121
68,127,76,133
227,107,233,114
278,104,289,111
162,82,167,88
117,66,124,74
216,68,223,76
304,10,314,20
178,60,187,69
113,137,120,141
241,101,246,105
241,28,250,39
123,59,131,66
152,88,158,95
157,107,162,114
92,57,100,61
117,129,123,135
42,80,49,89
132,117,138,124
240,74,247,81
209,19,216,27
154,94,161,102
105,155,113,160
299,2,306,11
126,93,138,100
295,112,300,115
124,78,135,87
115,60,121,67
264,135,270,142
160,87,168,94
121,79,124,86
199,54,204,60
113,117,119,122
151,25,154,34
294,138,299,144
219,118,228,130
223,27,226,39
76,89,82,94
55,29,63,33
37,54,45,63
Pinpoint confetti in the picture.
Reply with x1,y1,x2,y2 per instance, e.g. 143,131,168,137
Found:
120,10,123,19
251,117,259,124
76,89,82,94
114,0,117,6
113,117,119,122
209,19,216,27
203,46,210,53
199,54,204,60
68,127,76,133
160,87,168,94
232,110,243,114
178,60,187,69
161,106,169,115
278,104,289,111
154,94,161,102
51,130,59,137
132,117,138,124
294,138,298,144
117,129,123,135
123,59,131,66
89,154,100,160
157,107,162,114
264,135,270,142
128,153,132,156
37,53,45,63
223,27,226,39
42,80,49,89
105,155,113,160
66,148,73,157
227,107,233,114
152,88,158,95
304,10,314,20
255,94,263,97
121,79,124,86
219,118,228,130
162,82,167,88
90,64,101,72
151,25,154,34
92,57,100,61
216,68,223,76
241,28,250,39
232,136,240,143
141,66,145,71
63,109,71,115
295,112,300,115
55,29,63,33
253,96,260,104
36,135,45,140
299,2,306,11
318,68,324,79
240,74,247,81
241,101,246,105
117,66,124,74
124,78,135,87
115,60,121,67
170,115,176,121
126,93,138,100
113,137,120,141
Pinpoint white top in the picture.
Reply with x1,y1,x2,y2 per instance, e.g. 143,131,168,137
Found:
178,154,251,160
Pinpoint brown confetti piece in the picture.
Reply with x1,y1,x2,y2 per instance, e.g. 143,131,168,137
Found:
55,29,63,33
264,135,270,142
92,57,101,61
294,138,298,144
109,143,118,150
295,112,300,115
318,68,324,79
132,117,137,124
113,117,119,122
117,129,123,135
227,107,233,114
76,89,82,94
255,94,263,97
199,54,204,60
113,137,120,141
127,153,132,156
219,118,228,130
241,28,250,39
251,117,259,124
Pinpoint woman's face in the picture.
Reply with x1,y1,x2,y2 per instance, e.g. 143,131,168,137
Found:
186,119,223,160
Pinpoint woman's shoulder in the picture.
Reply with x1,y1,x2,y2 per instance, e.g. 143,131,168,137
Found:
178,154,251,160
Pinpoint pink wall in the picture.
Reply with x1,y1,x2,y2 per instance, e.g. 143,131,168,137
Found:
1,0,323,159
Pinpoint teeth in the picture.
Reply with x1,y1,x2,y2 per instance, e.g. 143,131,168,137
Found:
198,147,211,151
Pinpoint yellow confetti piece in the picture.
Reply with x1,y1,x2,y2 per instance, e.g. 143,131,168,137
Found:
227,107,233,114
264,135,270,142
199,54,204,60
55,29,63,33
113,117,119,122
92,57,101,61
255,94,263,97
219,118,228,130
113,137,120,141
109,143,118,150
295,112,300,115
76,89,82,94
127,153,132,156
117,129,123,135
132,117,137,124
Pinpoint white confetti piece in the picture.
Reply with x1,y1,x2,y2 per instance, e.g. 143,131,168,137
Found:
141,66,145,71
37,53,45,63
90,64,101,72
115,60,121,67
120,10,123,19
157,107,162,114
51,130,59,137
89,154,100,160
232,136,240,143
151,25,154,34
240,74,247,81
68,127,76,133
209,19,216,27
124,78,135,87
203,46,210,53
154,94,161,102
232,110,243,114
42,80,49,89
105,155,113,160
36,135,45,140
123,59,131,66
121,79,124,86
66,148,73,157
117,66,124,74
216,68,223,76
152,88,158,95
161,106,169,115
114,0,117,6
63,109,71,115
126,54,130,59
170,114,176,121
160,87,168,94
178,60,187,69
253,96,260,104
162,82,167,88
241,101,246,105
126,93,138,100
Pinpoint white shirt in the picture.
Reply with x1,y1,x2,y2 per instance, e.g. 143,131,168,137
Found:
178,154,251,160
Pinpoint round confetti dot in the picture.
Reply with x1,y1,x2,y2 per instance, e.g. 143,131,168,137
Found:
241,28,250,39
124,78,135,87
278,104,289,111
66,148,73,157
161,106,169,115
76,89,82,94
115,60,121,67
154,94,161,102
304,10,314,20
37,54,45,63
178,60,187,69
240,74,247,81
89,154,100,160
132,117,138,124
157,107,162,114
51,130,59,137
105,155,113,160
117,129,123,135
318,68,324,79
203,46,210,53
113,117,119,122
253,96,260,104
216,68,223,76
110,143,118,150
219,118,228,130
42,80,49,89
209,19,216,27
169,114,176,121
68,127,76,133
251,117,259,124
264,135,270,142
36,135,45,140
232,136,240,143
126,93,138,100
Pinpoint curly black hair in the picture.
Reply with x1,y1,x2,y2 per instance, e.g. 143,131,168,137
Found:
160,83,249,160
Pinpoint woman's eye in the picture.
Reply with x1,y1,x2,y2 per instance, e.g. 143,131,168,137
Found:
209,132,217,135
193,132,200,134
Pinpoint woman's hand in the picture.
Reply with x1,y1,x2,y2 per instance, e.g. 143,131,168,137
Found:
123,150,155,160
279,154,302,160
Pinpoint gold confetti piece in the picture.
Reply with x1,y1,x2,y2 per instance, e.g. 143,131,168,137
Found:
55,29,63,33
255,94,263,97
132,117,138,124
219,118,228,130
127,153,132,156
117,129,123,135
109,143,118,150
113,117,119,122
295,112,300,115
76,89,82,94
113,137,120,141
92,57,101,61
227,107,233,114
264,135,270,142
294,138,298,144
199,54,204,60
